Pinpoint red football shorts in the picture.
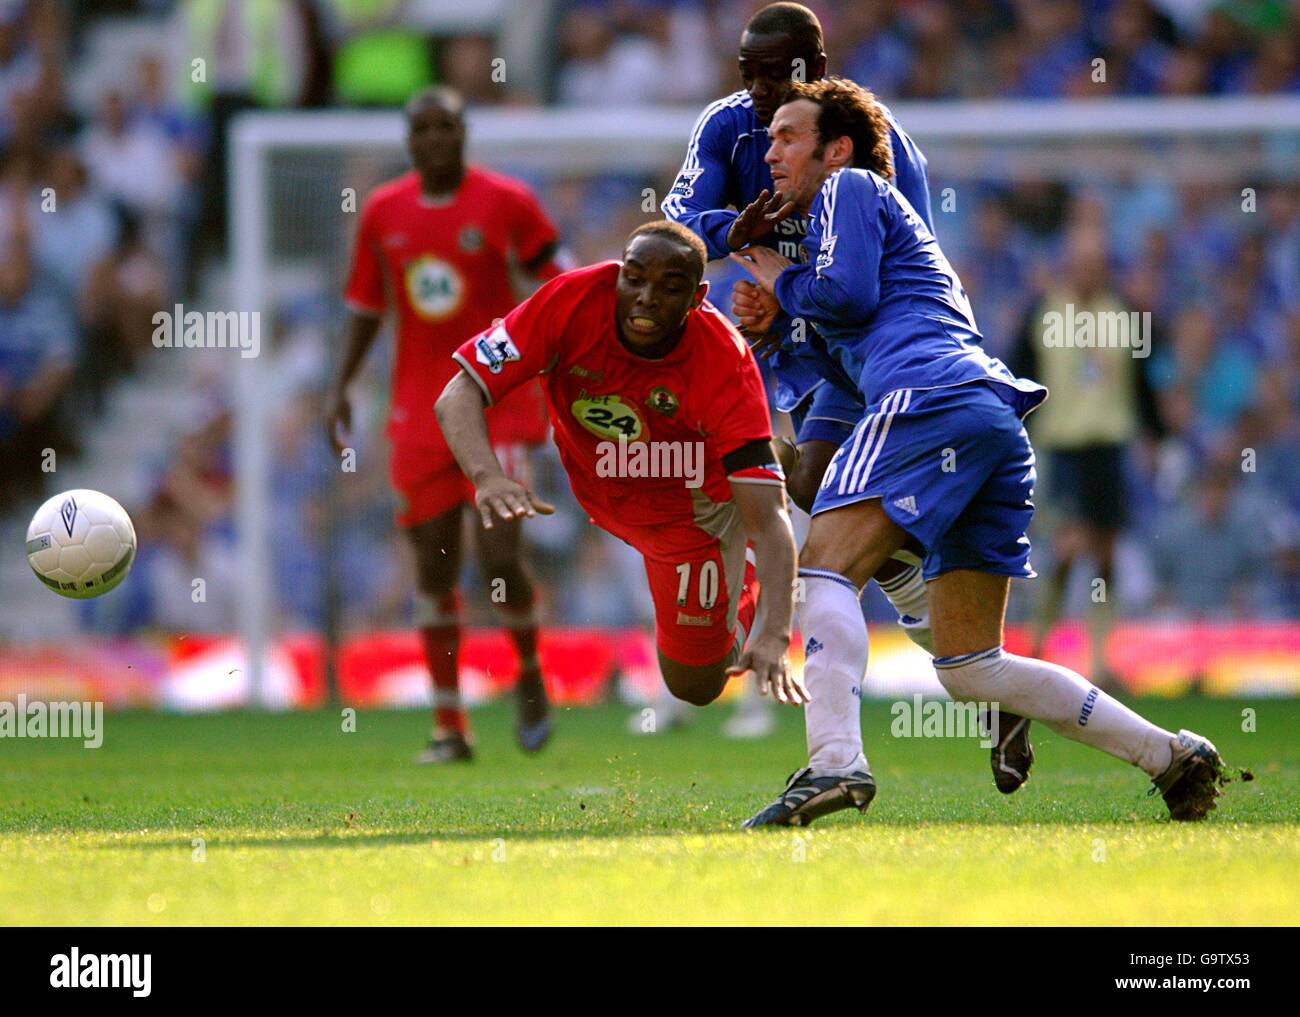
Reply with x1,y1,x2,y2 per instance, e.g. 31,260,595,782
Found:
636,523,755,667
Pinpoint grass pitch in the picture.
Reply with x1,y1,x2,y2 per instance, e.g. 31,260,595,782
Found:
1,698,1295,925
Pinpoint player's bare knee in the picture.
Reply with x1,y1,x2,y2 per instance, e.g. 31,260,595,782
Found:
666,678,725,707
659,656,726,706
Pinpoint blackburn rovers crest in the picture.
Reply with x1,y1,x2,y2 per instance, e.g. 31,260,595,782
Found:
648,385,679,417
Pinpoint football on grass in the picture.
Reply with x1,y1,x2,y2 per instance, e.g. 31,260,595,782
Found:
26,489,136,599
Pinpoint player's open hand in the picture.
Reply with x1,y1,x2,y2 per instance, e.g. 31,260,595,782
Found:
726,188,796,251
727,633,807,706
475,474,555,529
730,246,793,295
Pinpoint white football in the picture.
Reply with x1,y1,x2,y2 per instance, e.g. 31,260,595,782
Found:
26,489,137,599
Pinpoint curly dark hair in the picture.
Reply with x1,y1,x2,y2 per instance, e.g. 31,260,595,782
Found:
779,77,895,181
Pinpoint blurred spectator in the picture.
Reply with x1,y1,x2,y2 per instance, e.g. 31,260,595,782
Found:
79,88,183,280
326,0,433,107
1014,224,1161,681
184,0,311,111
839,1,914,99
0,230,75,507
131,52,205,287
29,144,116,305
82,210,168,380
1199,7,1255,93
134,52,206,156
902,1,985,99
183,0,314,247
1149,305,1259,441
1262,185,1300,314
133,491,241,634
555,2,717,106
1098,0,1173,95
0,6,39,144
440,35,505,106
1240,372,1300,515
0,0,62,144
1159,42,1209,94
953,193,1030,359
1011,0,1092,97
1151,455,1273,616
269,388,335,628
1219,252,1281,361
557,6,655,106
1164,181,1237,305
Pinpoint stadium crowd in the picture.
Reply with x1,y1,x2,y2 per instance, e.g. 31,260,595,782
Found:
0,0,1296,640
550,0,1300,104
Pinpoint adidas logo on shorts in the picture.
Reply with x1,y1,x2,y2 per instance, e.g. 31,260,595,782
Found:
893,495,919,516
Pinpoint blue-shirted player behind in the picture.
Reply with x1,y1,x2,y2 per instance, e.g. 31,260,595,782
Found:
662,2,933,662
732,78,1228,828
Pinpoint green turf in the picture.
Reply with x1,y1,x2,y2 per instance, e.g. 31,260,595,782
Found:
0,698,1295,925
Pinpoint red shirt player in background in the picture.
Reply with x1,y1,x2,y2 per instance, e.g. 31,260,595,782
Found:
437,221,804,708
325,87,562,763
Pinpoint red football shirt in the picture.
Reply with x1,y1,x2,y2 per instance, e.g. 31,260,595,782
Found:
345,166,559,449
453,261,777,555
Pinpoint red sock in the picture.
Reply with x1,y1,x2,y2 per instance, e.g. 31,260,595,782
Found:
419,591,465,735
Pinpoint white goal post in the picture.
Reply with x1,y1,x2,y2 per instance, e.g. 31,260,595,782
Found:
229,96,1300,702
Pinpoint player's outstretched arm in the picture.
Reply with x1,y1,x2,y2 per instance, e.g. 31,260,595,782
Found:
324,311,382,456
435,370,554,530
728,480,806,705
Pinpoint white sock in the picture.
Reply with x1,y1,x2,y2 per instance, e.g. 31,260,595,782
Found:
798,569,869,775
933,647,1174,777
877,563,932,654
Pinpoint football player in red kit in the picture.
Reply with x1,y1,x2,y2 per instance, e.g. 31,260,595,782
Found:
325,87,563,763
437,221,804,707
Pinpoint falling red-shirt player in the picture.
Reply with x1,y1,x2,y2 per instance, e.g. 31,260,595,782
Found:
325,87,563,763
437,221,805,707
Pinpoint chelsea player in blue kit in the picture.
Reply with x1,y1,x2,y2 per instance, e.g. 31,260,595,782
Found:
662,2,934,656
732,78,1228,828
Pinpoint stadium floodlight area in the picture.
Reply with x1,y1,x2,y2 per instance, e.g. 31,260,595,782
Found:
230,97,1300,702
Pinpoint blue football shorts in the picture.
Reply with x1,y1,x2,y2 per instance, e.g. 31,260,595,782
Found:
811,381,1039,581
